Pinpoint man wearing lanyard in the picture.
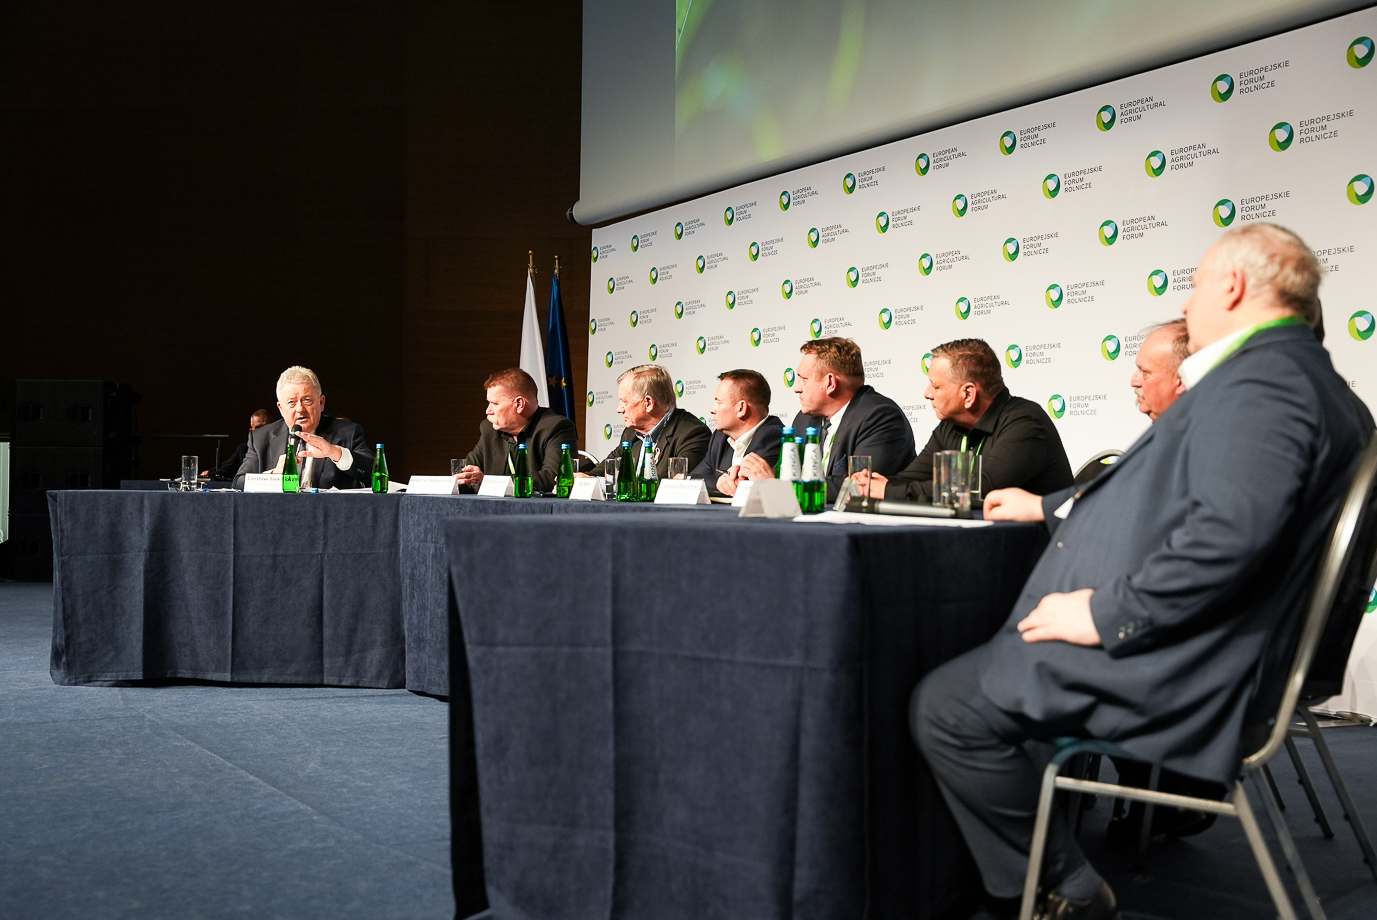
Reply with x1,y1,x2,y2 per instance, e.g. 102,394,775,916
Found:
914,224,1372,920
587,364,711,480
454,368,578,493
863,339,1072,502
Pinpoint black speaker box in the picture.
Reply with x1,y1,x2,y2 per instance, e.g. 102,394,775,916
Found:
9,447,107,514
12,379,136,449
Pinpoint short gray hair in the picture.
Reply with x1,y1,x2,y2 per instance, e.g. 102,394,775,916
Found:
1213,223,1322,326
1144,319,1189,368
618,364,676,409
276,365,322,400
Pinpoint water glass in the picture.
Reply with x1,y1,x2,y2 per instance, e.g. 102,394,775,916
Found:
935,450,976,517
668,457,689,480
181,455,199,491
847,455,873,509
450,458,462,477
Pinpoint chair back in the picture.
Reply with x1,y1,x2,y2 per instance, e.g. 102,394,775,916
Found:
1072,450,1123,485
1243,432,1377,769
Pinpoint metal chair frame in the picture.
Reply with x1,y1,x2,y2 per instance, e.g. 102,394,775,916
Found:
1018,433,1377,920
1071,449,1124,485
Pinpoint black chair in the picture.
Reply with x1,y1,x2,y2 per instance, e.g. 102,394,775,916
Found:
1019,432,1377,920
1071,450,1123,485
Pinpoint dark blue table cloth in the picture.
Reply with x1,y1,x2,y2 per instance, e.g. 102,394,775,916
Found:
445,512,1049,920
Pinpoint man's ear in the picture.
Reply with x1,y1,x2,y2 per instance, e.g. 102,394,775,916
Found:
1222,264,1247,312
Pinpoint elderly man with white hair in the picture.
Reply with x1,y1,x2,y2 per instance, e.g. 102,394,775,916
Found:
233,366,374,490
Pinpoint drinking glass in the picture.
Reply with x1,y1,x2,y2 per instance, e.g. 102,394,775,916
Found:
847,455,872,510
668,457,689,480
936,450,976,517
450,458,462,477
969,455,983,505
181,455,199,491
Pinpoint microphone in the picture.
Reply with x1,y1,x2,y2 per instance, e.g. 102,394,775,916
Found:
291,424,305,456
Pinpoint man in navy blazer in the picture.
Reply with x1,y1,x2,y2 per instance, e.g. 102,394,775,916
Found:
688,369,785,496
913,224,1373,920
740,337,915,501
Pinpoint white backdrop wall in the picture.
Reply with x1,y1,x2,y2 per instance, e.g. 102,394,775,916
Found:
586,10,1377,712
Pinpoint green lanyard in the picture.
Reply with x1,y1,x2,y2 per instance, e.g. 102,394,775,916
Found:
959,433,986,456
1206,315,1307,374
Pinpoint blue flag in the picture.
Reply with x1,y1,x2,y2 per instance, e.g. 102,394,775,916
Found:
545,266,577,423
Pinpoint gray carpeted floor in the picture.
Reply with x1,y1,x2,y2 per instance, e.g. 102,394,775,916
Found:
3,580,1376,919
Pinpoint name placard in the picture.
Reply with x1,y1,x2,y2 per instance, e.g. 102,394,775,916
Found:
654,479,709,505
244,473,282,493
730,480,755,507
408,475,457,496
477,475,515,497
739,479,802,518
568,477,607,501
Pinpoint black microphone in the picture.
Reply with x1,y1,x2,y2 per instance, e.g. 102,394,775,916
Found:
291,424,304,455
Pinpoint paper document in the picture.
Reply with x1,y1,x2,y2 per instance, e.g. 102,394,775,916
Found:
793,511,992,528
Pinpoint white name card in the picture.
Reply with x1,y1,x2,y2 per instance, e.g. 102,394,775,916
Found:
730,480,755,508
738,479,802,519
654,479,709,505
568,477,607,501
244,473,282,493
477,475,515,497
407,475,457,496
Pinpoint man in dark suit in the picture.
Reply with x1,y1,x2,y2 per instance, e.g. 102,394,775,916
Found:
913,224,1373,920
453,368,579,494
588,364,711,479
740,336,915,501
688,369,785,496
863,338,1072,502
205,409,270,480
233,366,374,490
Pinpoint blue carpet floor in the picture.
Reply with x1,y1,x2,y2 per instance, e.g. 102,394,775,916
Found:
3,580,1376,919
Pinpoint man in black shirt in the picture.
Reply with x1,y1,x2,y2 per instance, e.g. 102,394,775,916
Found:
454,368,578,493
865,338,1072,501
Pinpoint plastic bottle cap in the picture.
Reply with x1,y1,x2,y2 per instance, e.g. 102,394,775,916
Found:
375,443,385,449
782,427,795,435
622,441,632,447
561,443,569,449
518,443,527,449
805,427,818,435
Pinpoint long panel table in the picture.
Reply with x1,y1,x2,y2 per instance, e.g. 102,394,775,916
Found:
445,512,1048,920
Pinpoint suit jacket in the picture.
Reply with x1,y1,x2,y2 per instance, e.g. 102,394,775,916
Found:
594,407,711,478
212,441,250,480
791,384,917,501
688,415,786,493
233,416,374,490
978,324,1373,784
462,407,579,494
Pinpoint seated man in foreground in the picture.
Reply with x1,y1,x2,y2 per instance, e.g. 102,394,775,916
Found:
588,364,711,479
689,369,784,496
913,224,1372,920
739,336,915,501
453,368,578,493
234,366,373,490
861,338,1072,501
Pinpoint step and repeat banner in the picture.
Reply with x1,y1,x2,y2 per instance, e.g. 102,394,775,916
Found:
587,12,1375,703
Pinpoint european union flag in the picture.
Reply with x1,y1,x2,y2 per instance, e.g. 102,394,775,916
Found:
545,265,577,423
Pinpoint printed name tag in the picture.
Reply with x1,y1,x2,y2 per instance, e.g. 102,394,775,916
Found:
739,479,802,518
407,475,457,495
478,475,515,497
730,480,755,507
244,473,281,493
569,477,607,501
654,479,709,505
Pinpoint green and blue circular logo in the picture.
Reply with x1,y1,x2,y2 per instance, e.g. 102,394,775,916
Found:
1101,334,1122,361
695,255,705,273
919,252,933,276
1005,344,1022,368
784,367,796,387
1096,104,1116,131
674,300,684,319
915,152,930,175
604,423,613,440
921,352,933,375
750,328,762,347
629,310,639,327
1047,394,1066,419
1148,269,1168,296
648,267,658,284
590,246,599,262
1211,73,1234,102
955,297,972,320
696,336,707,354
779,190,791,211
1043,173,1060,198
952,194,968,217
587,390,595,407
748,241,760,261
1213,198,1236,227
1349,310,1375,341
675,380,685,398
1145,150,1165,177
604,350,614,368
725,290,736,309
1269,122,1294,152
607,277,615,294
1350,36,1374,68
810,318,823,338
631,234,639,252
674,221,684,240
1099,219,1119,246
878,308,893,330
1349,174,1374,205
843,172,856,194
724,206,734,226
1003,238,1020,262
1366,586,1377,613
1045,284,1063,309
589,318,598,335
847,266,860,288
1000,130,1017,155
781,280,793,299
876,211,889,233
807,227,820,248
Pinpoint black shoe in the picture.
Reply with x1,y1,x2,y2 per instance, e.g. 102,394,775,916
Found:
1034,880,1120,920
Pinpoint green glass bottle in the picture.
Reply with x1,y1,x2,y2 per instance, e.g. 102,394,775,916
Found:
371,443,388,493
282,440,300,493
513,443,533,497
639,441,659,502
616,440,637,502
792,434,806,505
556,443,575,498
800,426,825,513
